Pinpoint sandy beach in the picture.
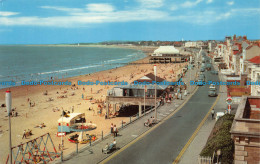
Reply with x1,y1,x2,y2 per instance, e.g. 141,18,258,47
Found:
0,45,188,162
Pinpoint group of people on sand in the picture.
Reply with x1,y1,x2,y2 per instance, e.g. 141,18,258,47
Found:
10,107,18,117
35,123,46,129
28,98,36,107
22,129,32,139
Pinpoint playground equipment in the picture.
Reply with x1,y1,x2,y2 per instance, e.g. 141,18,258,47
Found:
6,133,59,164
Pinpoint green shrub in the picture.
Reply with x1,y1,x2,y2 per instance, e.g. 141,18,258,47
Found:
200,114,235,164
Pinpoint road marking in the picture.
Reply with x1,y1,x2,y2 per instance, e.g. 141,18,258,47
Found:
159,113,167,117
172,95,220,164
101,86,199,164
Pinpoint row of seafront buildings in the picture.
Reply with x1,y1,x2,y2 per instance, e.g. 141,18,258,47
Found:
207,35,260,164
208,35,260,99
106,46,190,118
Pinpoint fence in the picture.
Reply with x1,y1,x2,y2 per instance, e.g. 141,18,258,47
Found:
198,156,212,164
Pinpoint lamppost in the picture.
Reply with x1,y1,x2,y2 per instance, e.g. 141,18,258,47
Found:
6,91,12,164
154,65,157,121
61,110,64,162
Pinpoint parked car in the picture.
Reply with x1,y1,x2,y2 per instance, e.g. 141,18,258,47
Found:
211,70,218,75
200,67,205,72
208,90,217,97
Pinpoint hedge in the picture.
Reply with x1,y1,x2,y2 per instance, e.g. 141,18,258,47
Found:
200,114,235,164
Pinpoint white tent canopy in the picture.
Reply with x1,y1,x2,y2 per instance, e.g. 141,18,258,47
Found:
153,46,180,55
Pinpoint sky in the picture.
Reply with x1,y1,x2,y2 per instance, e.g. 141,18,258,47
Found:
0,0,259,44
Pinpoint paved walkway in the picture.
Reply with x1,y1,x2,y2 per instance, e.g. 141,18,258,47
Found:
179,58,228,164
51,65,198,164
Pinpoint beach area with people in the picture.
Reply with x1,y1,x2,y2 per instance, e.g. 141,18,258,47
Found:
0,45,188,162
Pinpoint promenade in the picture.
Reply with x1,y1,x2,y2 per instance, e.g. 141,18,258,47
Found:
53,64,198,164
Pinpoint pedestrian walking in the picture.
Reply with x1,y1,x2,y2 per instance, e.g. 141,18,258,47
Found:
110,123,114,134
22,130,26,139
113,125,118,137
211,108,215,120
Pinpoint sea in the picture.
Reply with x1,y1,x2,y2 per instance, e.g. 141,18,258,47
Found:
0,45,146,89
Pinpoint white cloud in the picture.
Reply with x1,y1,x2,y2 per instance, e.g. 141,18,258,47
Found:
206,0,213,4
181,0,203,8
41,6,83,13
137,0,164,8
215,12,231,20
170,5,178,11
1,3,259,28
0,11,19,16
86,4,115,12
227,1,234,5
0,9,170,27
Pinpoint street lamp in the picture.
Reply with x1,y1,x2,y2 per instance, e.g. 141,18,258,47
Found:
154,65,157,121
6,91,12,164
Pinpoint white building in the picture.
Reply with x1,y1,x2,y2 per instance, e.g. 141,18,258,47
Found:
152,46,180,56
185,42,197,48
248,56,260,96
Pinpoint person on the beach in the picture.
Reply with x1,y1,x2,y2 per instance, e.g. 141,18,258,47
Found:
22,130,26,139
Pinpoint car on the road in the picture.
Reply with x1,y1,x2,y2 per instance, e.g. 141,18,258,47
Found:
211,70,218,75
206,64,211,71
200,67,205,72
197,79,204,86
209,84,216,90
208,89,217,97
199,74,205,81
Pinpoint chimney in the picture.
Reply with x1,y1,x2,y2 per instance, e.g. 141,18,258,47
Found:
233,34,236,41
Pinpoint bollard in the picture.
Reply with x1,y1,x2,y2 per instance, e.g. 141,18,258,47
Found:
76,142,78,154
102,131,103,140
61,151,63,162
122,120,123,128
130,116,131,123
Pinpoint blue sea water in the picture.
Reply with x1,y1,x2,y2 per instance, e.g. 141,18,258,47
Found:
0,45,146,89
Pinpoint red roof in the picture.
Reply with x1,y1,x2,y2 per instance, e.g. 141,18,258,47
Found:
246,44,260,50
249,56,260,64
